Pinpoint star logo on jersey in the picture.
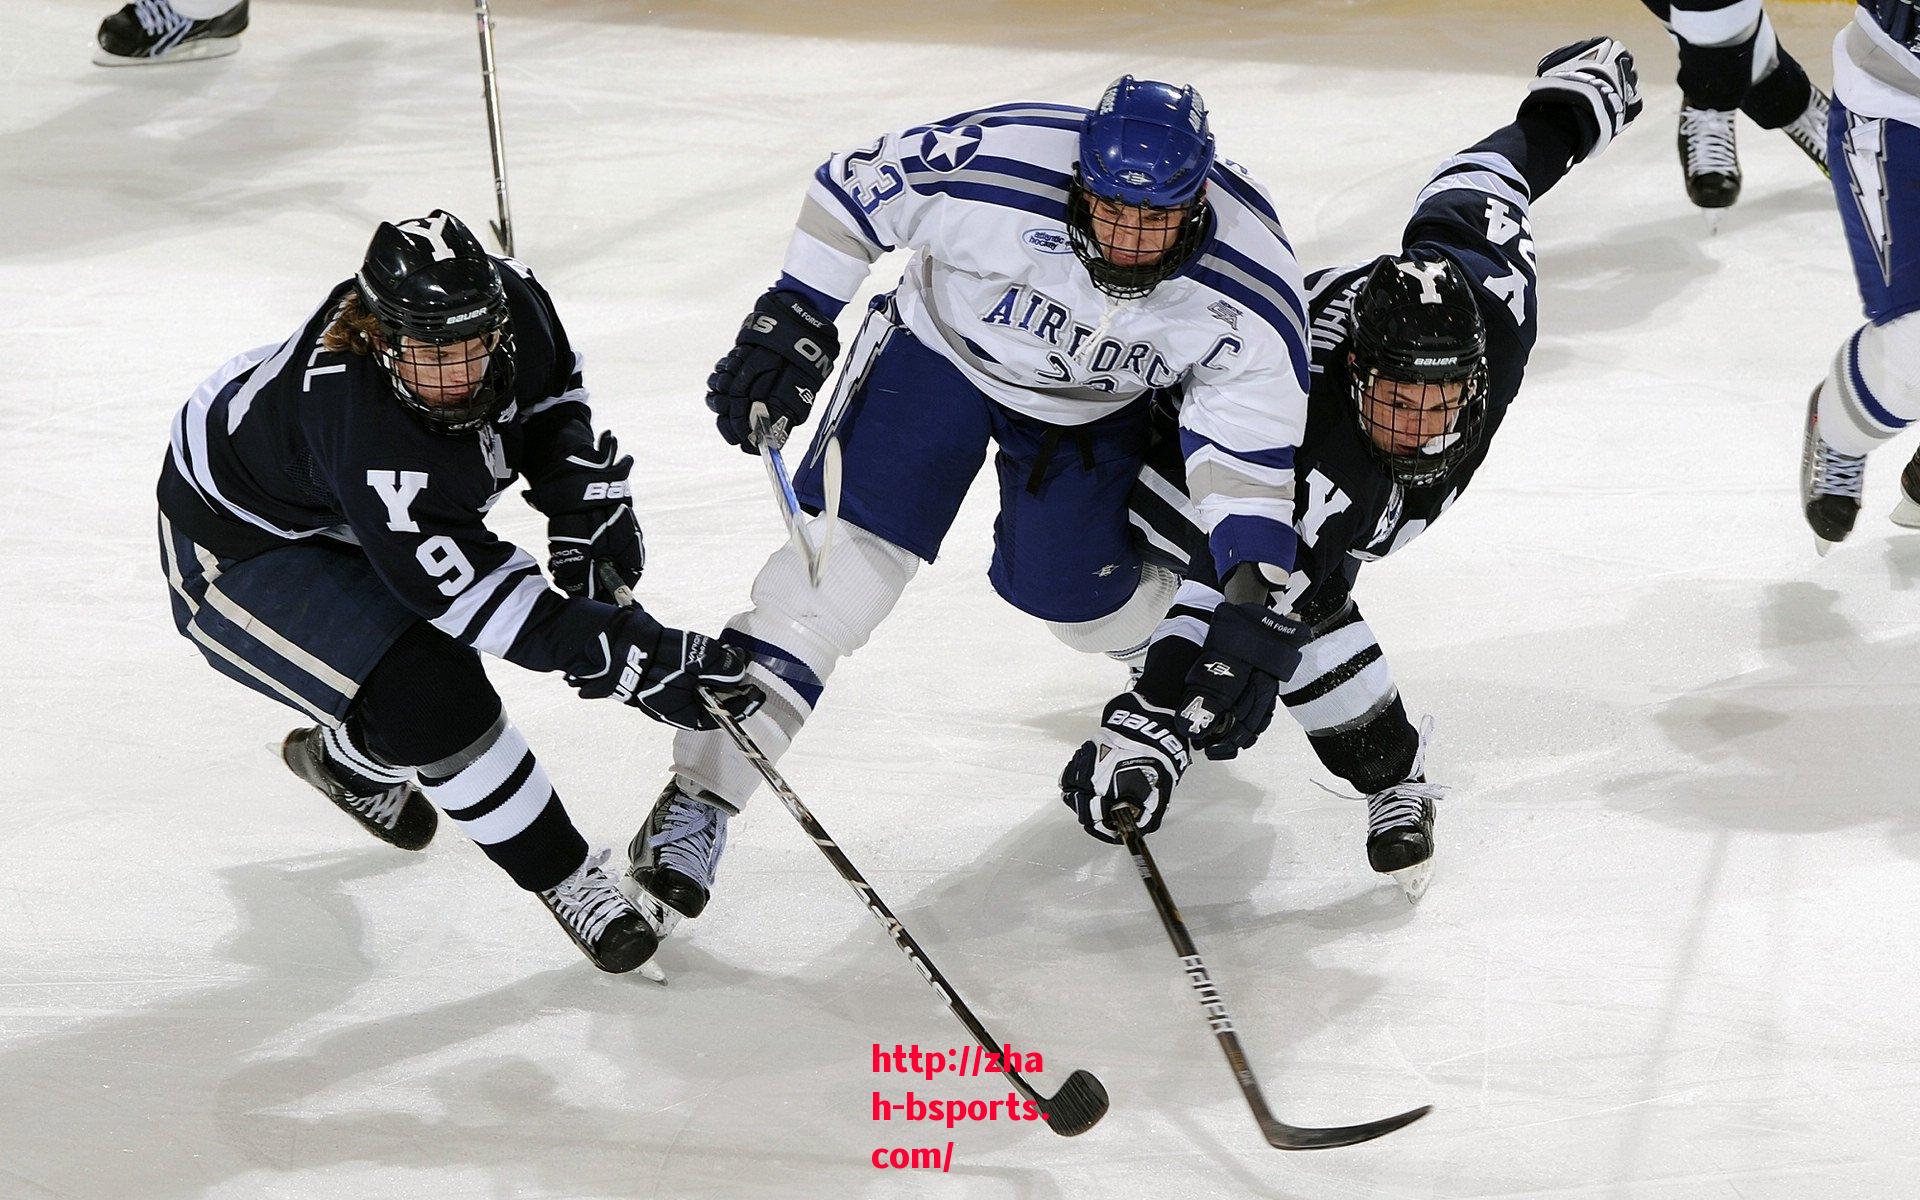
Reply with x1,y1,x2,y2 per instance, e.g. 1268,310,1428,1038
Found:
919,124,983,173
1207,300,1241,330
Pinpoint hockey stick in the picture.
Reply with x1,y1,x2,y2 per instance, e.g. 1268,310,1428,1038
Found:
699,691,1110,1137
472,0,514,256
1110,800,1431,1149
753,415,840,587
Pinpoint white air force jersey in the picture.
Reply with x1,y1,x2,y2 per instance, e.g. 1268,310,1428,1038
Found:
781,101,1314,575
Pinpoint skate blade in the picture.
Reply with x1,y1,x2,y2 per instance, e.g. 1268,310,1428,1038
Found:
637,960,668,985
619,873,685,941
1699,209,1724,236
92,38,242,67
1814,536,1836,557
1891,494,1920,529
1387,860,1432,904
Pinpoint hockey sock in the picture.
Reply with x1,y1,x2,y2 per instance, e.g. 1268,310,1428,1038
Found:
417,715,587,892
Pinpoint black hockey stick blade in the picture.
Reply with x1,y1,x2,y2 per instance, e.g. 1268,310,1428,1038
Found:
1259,1103,1430,1150
1036,1069,1109,1137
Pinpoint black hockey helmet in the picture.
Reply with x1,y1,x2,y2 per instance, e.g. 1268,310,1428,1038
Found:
355,210,516,435
1349,252,1488,486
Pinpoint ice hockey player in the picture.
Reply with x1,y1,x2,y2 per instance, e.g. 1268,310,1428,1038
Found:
1638,0,1829,225
1061,39,1644,902
1802,1,1920,550
156,209,761,972
621,78,1314,941
95,0,248,66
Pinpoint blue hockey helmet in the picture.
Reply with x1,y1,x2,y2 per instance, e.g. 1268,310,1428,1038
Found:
1077,76,1215,207
1068,76,1215,298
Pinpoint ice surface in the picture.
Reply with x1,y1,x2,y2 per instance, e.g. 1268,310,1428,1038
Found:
3,1,1916,1197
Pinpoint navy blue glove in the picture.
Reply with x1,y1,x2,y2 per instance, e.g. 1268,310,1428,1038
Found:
706,290,839,452
1177,602,1304,757
525,432,645,602
568,608,764,731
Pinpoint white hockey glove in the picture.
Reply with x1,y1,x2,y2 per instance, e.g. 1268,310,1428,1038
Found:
1522,36,1642,161
1060,692,1192,844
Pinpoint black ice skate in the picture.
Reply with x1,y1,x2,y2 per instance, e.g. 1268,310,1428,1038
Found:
280,726,437,851
1892,447,1920,529
1366,780,1443,903
623,780,730,939
94,0,248,67
1678,104,1741,230
1781,87,1831,178
1800,385,1865,554
537,849,659,974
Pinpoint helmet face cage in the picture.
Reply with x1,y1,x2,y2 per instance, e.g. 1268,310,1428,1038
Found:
371,317,517,436
1349,358,1489,487
1066,183,1210,300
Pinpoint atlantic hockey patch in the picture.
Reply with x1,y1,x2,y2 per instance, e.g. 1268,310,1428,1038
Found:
1024,229,1074,255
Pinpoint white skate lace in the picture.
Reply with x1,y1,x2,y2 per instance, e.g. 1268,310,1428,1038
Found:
1680,107,1738,175
134,0,187,36
1367,782,1446,838
343,784,410,830
1783,93,1829,162
542,849,632,946
650,792,727,888
1810,437,1866,499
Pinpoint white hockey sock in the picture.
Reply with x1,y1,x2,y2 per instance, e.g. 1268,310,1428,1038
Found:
1818,314,1920,456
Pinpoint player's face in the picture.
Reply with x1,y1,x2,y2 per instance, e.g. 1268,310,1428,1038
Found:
392,333,498,406
1360,371,1468,457
1085,194,1189,266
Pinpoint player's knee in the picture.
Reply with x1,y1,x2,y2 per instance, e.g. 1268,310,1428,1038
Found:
1306,696,1421,795
1045,564,1179,656
740,523,918,667
350,621,502,768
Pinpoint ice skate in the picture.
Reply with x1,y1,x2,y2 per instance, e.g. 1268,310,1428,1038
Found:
1678,104,1740,231
1366,780,1442,903
1892,448,1920,529
1780,87,1831,178
280,726,437,851
538,849,660,974
623,780,731,940
94,0,247,66
1801,385,1865,554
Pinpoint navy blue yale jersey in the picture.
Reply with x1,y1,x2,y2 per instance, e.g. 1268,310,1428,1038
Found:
158,260,616,674
1257,132,1543,622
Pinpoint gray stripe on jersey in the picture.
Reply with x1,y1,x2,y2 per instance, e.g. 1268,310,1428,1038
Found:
797,195,885,263
1194,250,1308,346
904,165,1070,204
1416,166,1531,216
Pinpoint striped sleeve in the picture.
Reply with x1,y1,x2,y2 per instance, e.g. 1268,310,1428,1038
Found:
1179,223,1312,580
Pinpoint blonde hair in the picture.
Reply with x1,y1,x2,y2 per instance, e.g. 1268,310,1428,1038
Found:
322,290,384,356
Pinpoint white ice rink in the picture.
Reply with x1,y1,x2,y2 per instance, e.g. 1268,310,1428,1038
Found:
5,0,1918,1195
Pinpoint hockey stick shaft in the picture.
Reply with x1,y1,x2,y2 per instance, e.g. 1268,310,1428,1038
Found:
699,694,1108,1137
473,0,514,256
752,415,838,587
1111,803,1429,1149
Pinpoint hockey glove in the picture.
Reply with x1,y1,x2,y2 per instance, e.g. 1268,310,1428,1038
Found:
1061,691,1192,844
525,431,646,602
567,608,765,731
1520,37,1642,162
707,289,840,452
1177,602,1303,758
